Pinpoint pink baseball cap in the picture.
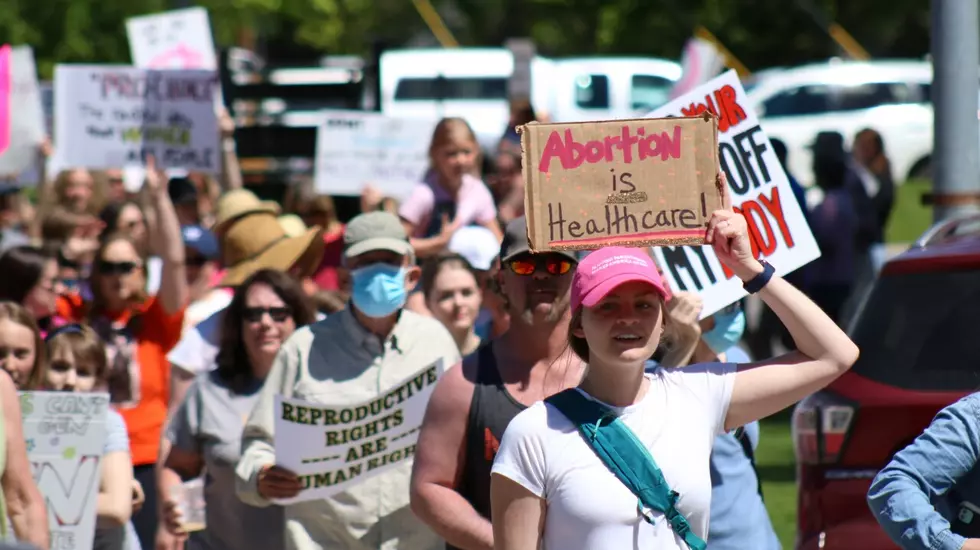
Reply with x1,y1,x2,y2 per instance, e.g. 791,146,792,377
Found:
571,247,672,312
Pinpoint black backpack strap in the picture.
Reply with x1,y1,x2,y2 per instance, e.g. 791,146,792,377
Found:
734,427,764,501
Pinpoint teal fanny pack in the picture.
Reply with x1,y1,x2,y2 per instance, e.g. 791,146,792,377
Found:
546,389,707,550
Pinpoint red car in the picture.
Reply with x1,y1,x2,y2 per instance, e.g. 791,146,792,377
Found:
792,213,980,550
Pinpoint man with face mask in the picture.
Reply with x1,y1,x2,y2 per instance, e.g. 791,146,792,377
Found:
235,211,461,550
409,216,586,550
656,300,781,550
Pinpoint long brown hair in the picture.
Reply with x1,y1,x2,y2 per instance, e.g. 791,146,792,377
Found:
216,269,316,393
0,301,46,390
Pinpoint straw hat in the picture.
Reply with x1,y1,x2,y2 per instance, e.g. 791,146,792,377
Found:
219,210,325,287
213,189,282,235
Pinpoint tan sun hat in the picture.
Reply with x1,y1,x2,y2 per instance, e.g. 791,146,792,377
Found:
213,189,281,235
219,210,325,287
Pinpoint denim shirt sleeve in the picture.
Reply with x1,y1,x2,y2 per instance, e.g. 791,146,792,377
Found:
867,394,980,550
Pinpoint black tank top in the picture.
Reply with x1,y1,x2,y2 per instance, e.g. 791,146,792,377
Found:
448,343,525,550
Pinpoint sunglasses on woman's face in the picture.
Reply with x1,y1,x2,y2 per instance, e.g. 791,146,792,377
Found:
243,307,292,323
97,260,138,275
507,254,573,276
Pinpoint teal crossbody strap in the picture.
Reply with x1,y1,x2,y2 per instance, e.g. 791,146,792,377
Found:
546,389,707,550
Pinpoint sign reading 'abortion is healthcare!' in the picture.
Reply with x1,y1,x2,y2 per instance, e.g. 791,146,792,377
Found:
521,114,723,253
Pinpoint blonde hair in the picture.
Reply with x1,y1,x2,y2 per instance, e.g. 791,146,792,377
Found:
428,117,482,177
49,169,108,216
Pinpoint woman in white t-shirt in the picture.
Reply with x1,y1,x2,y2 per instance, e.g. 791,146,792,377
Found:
490,185,859,550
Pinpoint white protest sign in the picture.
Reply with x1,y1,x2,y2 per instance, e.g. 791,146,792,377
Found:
314,110,437,200
273,360,444,503
54,65,220,173
0,46,45,176
646,70,819,318
21,391,109,550
126,8,217,70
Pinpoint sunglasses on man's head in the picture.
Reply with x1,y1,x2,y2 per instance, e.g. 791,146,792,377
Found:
243,307,292,323
507,254,573,276
97,260,138,275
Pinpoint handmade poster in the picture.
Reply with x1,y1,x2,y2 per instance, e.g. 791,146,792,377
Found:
126,7,217,70
21,391,110,550
273,360,445,503
646,69,820,317
520,115,723,252
314,110,437,200
0,46,45,175
54,65,220,173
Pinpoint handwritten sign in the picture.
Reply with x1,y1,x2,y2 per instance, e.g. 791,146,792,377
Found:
0,46,46,176
314,110,437,200
54,65,220,173
273,361,444,503
646,70,820,318
520,116,723,252
126,8,217,70
21,391,109,550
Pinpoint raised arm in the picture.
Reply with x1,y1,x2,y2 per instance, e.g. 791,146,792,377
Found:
410,362,493,550
868,396,980,550
143,156,188,315
700,178,859,431
1,372,49,549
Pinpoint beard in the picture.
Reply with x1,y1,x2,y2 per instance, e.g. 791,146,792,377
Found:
518,285,570,325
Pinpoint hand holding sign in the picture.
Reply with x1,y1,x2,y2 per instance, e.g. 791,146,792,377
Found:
257,464,303,500
704,173,763,282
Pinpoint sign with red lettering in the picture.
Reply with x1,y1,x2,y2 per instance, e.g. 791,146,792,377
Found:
646,70,820,318
520,115,723,252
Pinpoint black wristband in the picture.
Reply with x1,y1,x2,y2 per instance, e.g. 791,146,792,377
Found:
743,260,775,294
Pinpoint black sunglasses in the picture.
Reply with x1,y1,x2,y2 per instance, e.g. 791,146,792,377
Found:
185,255,209,267
97,260,138,275
243,307,292,323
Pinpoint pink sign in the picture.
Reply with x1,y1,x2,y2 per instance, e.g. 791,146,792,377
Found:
0,44,11,155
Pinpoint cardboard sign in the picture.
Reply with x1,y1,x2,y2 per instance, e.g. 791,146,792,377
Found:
54,65,220,173
126,7,217,70
314,110,437,200
520,115,723,252
21,391,109,550
646,70,820,318
272,360,444,503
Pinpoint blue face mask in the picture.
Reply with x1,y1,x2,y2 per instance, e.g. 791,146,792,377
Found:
702,307,746,355
350,263,407,318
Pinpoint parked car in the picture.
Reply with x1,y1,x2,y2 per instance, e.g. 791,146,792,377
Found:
746,60,933,188
791,213,980,549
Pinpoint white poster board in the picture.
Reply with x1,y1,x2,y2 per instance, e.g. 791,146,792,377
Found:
21,391,110,550
314,110,437,200
54,65,220,173
126,7,217,70
0,46,45,176
646,70,820,318
273,360,444,503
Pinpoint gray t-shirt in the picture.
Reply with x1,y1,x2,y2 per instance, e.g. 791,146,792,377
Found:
167,371,284,550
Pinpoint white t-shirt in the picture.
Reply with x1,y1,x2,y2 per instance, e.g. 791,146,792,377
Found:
491,363,737,550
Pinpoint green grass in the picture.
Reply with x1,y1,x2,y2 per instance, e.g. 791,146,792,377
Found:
885,178,932,244
757,410,797,549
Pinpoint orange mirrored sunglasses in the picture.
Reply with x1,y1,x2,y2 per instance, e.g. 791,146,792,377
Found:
507,255,573,276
